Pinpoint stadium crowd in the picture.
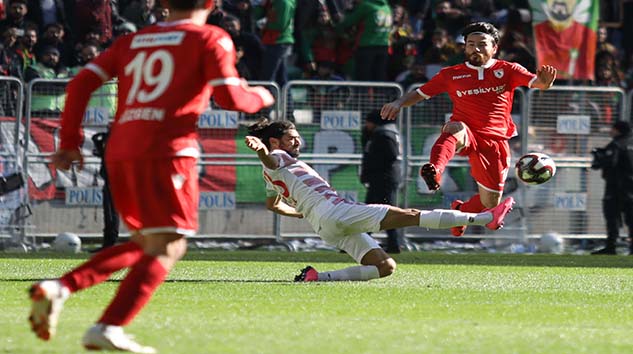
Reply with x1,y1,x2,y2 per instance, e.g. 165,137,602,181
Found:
0,0,631,90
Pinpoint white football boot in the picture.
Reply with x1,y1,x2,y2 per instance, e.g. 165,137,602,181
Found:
82,324,157,353
28,280,70,340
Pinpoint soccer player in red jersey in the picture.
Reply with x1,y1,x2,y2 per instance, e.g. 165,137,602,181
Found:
27,0,274,351
381,22,556,237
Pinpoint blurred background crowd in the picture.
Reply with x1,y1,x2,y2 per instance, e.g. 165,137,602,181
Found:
0,0,631,90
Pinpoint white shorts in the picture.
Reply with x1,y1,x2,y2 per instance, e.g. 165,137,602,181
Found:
308,203,389,262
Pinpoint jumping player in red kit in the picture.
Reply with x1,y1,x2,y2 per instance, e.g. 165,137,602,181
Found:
27,0,274,351
381,22,556,237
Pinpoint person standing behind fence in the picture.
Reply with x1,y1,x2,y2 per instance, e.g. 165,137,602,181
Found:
245,119,515,282
254,0,296,87
27,0,275,351
335,0,391,81
361,109,403,253
590,121,633,255
381,21,556,237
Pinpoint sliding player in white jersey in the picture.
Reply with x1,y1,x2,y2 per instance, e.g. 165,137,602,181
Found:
245,119,515,282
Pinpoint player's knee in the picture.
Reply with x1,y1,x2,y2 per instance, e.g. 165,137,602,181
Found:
441,121,465,135
377,258,397,278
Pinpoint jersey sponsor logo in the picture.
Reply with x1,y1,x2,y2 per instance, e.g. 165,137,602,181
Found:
455,84,506,97
119,107,166,124
130,32,185,48
493,69,504,78
452,74,472,80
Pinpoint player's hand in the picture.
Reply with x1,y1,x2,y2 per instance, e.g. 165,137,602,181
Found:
534,65,557,89
380,101,401,121
51,149,84,171
244,135,267,153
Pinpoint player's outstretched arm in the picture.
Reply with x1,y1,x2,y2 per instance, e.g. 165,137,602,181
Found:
265,196,303,218
380,90,426,120
531,65,557,90
245,135,279,169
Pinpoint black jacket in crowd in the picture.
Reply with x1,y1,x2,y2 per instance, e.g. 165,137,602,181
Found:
593,131,633,200
361,123,402,187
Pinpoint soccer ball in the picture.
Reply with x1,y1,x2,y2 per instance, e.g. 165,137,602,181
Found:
515,153,556,185
539,232,563,254
53,232,82,253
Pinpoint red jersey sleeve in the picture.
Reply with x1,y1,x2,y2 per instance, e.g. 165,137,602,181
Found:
508,62,536,89
58,41,122,151
202,28,267,113
417,68,449,99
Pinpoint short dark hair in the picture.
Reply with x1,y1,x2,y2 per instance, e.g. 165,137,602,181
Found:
613,121,632,136
462,22,500,45
247,119,296,149
166,0,209,10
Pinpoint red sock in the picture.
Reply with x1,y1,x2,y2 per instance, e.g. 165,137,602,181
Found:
430,133,458,173
460,194,485,213
60,242,143,293
98,254,168,326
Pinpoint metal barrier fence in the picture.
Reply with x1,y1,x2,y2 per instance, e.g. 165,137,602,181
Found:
0,77,28,244
8,78,633,246
280,80,404,238
524,86,627,236
403,84,528,238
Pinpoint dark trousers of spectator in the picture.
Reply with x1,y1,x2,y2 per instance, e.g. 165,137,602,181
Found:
603,196,633,252
261,44,292,87
100,162,119,249
365,182,403,252
354,46,389,82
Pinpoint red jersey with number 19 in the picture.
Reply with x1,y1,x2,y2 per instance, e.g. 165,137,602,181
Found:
71,20,261,161
417,59,536,140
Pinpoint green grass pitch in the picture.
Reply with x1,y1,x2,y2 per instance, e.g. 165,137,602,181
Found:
2,251,633,353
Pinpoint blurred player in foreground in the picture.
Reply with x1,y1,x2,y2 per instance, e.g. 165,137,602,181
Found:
245,119,515,282
27,0,274,351
381,22,556,237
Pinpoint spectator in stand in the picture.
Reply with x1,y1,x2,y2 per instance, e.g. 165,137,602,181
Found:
24,45,68,114
336,0,391,81
1,25,18,49
498,30,535,72
298,3,340,77
396,59,428,90
151,3,169,21
596,26,618,58
254,0,296,87
222,0,254,34
0,0,37,35
445,34,466,65
220,14,263,80
431,0,470,37
35,23,75,67
9,25,36,79
25,0,71,34
70,0,126,47
422,27,459,67
387,4,417,81
122,0,157,29
594,50,625,88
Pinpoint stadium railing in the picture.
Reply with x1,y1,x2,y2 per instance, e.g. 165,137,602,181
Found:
8,79,633,249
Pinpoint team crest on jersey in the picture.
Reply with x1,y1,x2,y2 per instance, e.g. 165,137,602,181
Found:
493,69,504,78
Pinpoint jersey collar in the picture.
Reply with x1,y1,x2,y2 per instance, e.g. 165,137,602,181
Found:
157,19,194,27
465,59,497,80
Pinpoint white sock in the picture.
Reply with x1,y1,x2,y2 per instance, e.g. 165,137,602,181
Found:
317,265,380,281
418,210,492,229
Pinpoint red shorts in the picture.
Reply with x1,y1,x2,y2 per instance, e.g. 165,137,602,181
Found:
457,125,511,192
106,157,199,236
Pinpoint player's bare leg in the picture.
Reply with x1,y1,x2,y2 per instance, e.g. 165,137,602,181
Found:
421,122,469,191
82,233,186,353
